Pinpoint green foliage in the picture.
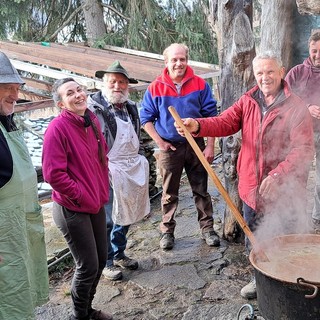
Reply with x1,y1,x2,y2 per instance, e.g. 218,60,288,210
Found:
0,0,85,42
173,1,218,63
97,0,218,64
0,0,218,64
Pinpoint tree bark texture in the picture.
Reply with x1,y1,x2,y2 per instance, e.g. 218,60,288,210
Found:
212,0,256,109
291,6,320,68
221,132,243,242
296,0,320,15
81,0,106,46
260,0,295,70
211,0,255,241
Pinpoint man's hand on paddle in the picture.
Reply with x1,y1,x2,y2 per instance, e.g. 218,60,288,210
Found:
174,118,200,136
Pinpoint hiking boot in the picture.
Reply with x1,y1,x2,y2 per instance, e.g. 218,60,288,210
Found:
202,231,220,247
240,279,257,299
102,265,122,281
114,256,139,270
88,308,113,320
160,233,174,250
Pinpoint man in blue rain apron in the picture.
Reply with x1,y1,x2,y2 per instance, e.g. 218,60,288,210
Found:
0,52,49,319
88,61,150,281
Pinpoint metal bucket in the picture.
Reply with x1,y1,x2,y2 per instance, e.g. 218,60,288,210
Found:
249,234,320,320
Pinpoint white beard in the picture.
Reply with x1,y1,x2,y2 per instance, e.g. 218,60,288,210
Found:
102,88,129,104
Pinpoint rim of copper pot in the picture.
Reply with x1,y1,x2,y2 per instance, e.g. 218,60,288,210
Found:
249,233,320,285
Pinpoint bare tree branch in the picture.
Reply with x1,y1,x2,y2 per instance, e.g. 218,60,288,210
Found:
178,0,191,15
48,4,84,41
101,3,131,21
62,0,73,22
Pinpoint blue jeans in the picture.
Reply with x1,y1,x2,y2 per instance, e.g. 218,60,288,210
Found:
242,202,260,254
105,187,130,267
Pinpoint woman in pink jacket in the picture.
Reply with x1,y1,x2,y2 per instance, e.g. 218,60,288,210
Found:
42,78,112,320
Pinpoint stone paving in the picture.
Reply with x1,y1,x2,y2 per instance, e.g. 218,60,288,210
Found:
36,159,266,320
36,156,317,320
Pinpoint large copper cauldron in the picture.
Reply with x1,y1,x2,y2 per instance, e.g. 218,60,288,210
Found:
249,234,320,320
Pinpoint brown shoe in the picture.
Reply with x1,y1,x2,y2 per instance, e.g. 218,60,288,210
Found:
160,233,174,250
114,256,138,270
201,231,220,247
89,309,113,320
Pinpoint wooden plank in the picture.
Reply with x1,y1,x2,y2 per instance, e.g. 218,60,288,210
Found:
1,43,157,82
1,41,220,103
103,44,219,69
0,41,217,83
15,99,55,113
198,71,220,79
0,42,99,78
19,89,49,102
22,77,53,92
11,60,98,89
0,41,163,80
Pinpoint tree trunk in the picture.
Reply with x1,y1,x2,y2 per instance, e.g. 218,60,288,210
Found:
260,0,295,70
291,6,320,68
81,0,106,46
211,0,255,242
296,0,320,15
221,132,243,242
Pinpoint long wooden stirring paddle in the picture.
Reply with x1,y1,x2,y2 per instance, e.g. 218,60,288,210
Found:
168,106,269,261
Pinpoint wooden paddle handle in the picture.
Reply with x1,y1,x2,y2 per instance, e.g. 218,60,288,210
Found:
168,106,258,247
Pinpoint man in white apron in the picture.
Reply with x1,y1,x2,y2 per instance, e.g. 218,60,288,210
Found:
0,51,49,319
88,61,150,281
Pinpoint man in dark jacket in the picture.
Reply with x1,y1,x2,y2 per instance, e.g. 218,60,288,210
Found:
87,61,150,281
175,51,314,299
285,30,320,232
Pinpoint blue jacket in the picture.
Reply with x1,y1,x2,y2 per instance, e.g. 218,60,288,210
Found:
140,66,217,142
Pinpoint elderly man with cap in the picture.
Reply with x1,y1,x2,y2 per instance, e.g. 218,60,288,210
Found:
87,60,150,281
0,52,49,319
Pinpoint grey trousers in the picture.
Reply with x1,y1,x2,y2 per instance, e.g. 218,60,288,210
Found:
52,202,107,319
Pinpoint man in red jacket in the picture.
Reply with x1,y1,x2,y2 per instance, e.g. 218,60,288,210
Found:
175,51,314,299
285,30,320,232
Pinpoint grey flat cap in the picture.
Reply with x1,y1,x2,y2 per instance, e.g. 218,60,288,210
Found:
95,60,138,84
0,52,24,84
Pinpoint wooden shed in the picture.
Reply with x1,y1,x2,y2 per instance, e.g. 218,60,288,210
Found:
0,41,220,112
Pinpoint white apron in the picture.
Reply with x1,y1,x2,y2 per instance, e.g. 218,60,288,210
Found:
108,117,150,226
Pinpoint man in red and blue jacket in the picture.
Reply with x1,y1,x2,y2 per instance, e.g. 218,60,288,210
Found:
140,43,220,250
